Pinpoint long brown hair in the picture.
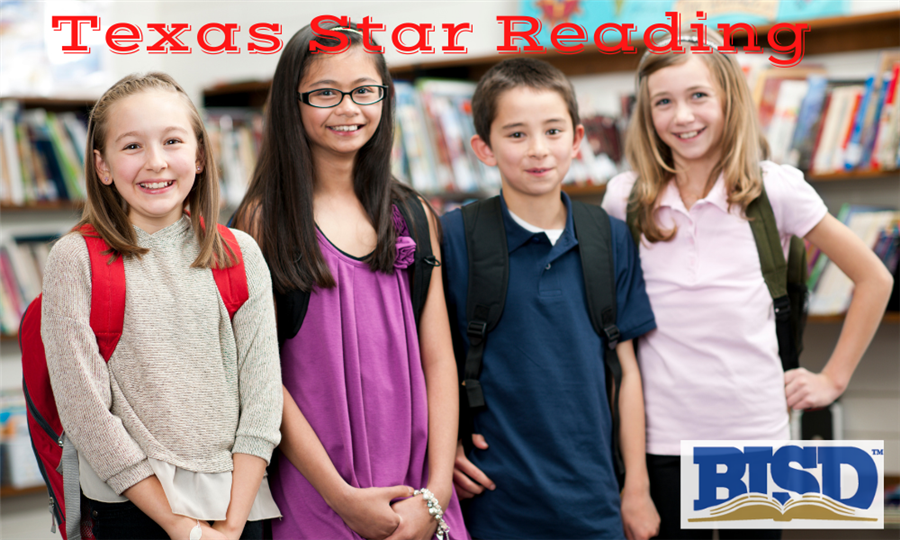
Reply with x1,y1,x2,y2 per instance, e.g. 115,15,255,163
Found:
78,72,233,268
233,22,414,294
625,31,769,243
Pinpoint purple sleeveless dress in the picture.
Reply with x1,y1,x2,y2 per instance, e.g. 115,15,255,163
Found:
271,207,467,540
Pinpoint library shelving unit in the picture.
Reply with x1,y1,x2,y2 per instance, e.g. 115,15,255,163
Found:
0,97,89,497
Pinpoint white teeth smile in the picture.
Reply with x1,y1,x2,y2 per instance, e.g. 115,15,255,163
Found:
330,125,360,132
676,130,700,139
140,181,174,189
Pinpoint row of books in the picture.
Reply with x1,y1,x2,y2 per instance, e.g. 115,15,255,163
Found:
756,52,900,174
807,204,899,316
392,79,621,195
204,80,626,200
0,235,52,335
0,101,87,206
0,389,44,489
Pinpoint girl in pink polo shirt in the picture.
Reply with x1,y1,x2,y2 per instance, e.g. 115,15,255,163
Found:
602,32,894,540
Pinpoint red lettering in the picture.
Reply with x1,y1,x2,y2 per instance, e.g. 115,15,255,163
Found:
689,11,713,53
442,22,472,54
551,23,587,54
593,23,637,54
310,15,351,54
358,16,385,53
147,23,192,53
496,16,544,54
52,15,100,54
248,23,282,54
644,11,684,54
105,23,142,55
768,23,808,68
198,23,240,54
392,23,435,54
717,23,763,53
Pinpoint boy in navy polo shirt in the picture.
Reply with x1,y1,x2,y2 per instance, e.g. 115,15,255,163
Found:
441,58,660,540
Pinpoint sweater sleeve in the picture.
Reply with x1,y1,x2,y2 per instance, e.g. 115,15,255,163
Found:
41,234,152,495
229,230,283,463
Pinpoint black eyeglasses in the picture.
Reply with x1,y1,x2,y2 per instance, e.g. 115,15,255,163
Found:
297,85,388,108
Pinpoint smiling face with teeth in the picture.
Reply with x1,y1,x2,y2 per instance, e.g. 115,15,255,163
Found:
94,89,201,233
297,46,384,165
647,55,725,175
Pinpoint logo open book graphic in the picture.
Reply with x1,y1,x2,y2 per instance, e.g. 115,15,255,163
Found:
688,493,878,523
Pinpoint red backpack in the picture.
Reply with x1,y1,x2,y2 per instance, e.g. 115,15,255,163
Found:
20,222,249,540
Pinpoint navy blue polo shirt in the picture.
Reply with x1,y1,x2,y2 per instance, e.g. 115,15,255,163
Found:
441,193,656,540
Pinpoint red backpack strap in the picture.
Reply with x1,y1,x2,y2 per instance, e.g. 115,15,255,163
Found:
211,224,248,319
78,224,126,362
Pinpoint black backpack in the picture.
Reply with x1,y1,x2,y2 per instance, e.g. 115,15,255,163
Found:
452,195,626,486
625,182,807,371
274,191,439,346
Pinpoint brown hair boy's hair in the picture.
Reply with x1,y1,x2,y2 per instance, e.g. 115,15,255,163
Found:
78,72,233,268
472,58,580,146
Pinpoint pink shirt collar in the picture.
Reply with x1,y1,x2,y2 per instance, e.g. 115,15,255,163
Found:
658,173,730,214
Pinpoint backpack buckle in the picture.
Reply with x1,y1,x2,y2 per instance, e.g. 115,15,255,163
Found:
467,321,488,340
603,324,621,350
773,296,791,322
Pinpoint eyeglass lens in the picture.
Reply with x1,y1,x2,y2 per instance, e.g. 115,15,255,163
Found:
307,86,384,107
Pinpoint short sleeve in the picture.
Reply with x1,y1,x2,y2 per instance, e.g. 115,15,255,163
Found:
761,161,828,238
609,215,656,342
601,172,638,222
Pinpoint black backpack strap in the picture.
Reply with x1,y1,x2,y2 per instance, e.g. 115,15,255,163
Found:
395,193,439,328
459,196,508,453
746,184,799,371
571,201,625,488
274,287,311,349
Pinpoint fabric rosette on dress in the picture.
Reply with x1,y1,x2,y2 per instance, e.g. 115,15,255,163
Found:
392,204,417,269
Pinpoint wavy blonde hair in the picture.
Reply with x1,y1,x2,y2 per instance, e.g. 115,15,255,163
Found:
625,31,769,243
78,72,234,268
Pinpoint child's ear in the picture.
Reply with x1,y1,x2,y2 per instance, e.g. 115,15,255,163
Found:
195,148,205,174
470,134,497,167
571,124,585,158
94,149,112,185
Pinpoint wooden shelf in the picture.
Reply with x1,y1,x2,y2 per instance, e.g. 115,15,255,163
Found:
807,170,900,182
0,485,46,498
808,312,900,324
562,183,607,197
1,200,84,212
0,96,95,113
0,333,18,343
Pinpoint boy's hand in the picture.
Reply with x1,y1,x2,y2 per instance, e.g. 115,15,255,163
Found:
784,368,843,410
453,434,495,499
620,486,660,540
383,495,438,540
332,485,411,540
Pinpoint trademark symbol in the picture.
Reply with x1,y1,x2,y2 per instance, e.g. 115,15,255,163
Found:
872,449,884,455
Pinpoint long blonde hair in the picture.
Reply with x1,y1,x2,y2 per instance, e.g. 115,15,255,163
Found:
625,32,769,243
78,72,234,268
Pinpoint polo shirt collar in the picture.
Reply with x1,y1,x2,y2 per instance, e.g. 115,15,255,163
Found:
499,191,577,254
658,173,729,213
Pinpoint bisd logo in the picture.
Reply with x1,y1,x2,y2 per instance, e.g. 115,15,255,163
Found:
680,441,884,529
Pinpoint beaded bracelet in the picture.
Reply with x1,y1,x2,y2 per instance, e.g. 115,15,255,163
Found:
413,488,450,540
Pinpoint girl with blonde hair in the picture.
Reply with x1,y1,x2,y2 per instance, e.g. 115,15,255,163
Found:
602,30,893,540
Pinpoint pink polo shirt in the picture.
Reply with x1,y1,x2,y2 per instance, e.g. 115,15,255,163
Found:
602,161,828,455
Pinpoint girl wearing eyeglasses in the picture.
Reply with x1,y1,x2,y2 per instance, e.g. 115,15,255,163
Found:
231,22,467,540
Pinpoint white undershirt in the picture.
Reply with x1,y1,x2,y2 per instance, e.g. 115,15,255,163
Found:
508,209,564,245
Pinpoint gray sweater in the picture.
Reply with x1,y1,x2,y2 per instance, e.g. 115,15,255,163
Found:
41,216,282,495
